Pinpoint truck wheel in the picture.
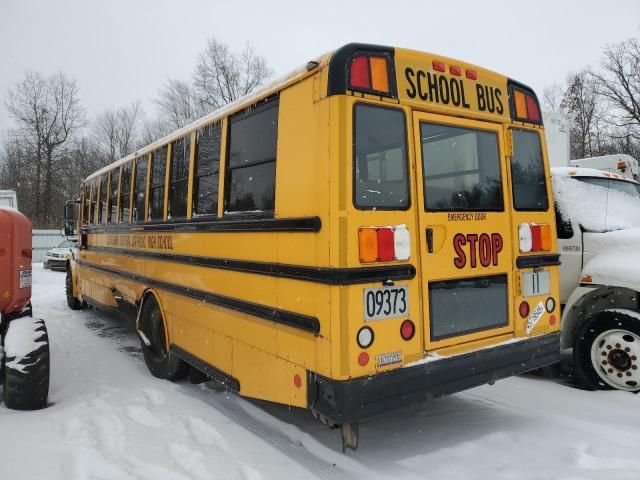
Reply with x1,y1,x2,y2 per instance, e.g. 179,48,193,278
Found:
3,317,50,410
66,267,84,310
138,295,188,381
574,310,640,392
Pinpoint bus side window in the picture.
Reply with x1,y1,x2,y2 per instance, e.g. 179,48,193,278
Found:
149,146,168,221
133,156,148,222
120,162,132,223
193,123,221,217
169,136,190,219
90,180,98,224
225,97,278,215
83,184,90,225
554,202,573,239
99,174,108,224
108,168,120,223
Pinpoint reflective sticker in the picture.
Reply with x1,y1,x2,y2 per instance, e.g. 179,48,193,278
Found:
394,225,411,261
376,351,402,368
19,270,32,289
526,301,545,334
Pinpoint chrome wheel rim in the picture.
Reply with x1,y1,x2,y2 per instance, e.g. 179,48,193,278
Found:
590,329,640,391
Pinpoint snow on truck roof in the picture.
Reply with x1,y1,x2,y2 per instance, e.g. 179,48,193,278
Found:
551,166,634,182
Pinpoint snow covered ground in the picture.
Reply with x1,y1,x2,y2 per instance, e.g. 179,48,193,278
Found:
1,265,640,480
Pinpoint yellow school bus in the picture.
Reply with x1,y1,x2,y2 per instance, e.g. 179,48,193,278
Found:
66,43,561,450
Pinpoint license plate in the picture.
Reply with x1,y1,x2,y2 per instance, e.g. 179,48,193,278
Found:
522,270,550,297
376,352,402,368
363,285,409,321
20,269,32,289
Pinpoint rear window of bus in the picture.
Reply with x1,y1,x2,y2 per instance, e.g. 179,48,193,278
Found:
353,104,409,210
510,129,549,211
420,123,503,211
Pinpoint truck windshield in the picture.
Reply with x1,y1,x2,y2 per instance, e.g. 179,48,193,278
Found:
553,174,640,232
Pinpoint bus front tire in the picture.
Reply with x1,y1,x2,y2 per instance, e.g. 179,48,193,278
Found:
139,295,188,381
574,310,640,393
66,267,84,311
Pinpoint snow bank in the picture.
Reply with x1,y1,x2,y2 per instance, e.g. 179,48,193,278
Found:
553,175,640,231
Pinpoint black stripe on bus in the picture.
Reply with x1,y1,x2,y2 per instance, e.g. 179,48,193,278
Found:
171,345,240,392
76,259,321,335
516,254,561,269
84,246,417,285
82,216,321,234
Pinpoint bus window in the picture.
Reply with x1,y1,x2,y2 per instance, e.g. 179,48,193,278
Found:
193,123,221,217
353,104,409,209
108,168,120,223
99,174,108,224
133,156,148,222
149,146,168,221
83,184,90,225
168,137,190,219
511,130,549,211
120,162,132,223
90,180,98,224
226,98,278,214
421,123,503,211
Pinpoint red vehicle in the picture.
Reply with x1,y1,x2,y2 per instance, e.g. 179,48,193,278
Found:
0,207,49,410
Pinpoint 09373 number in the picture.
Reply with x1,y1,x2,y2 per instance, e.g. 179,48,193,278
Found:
363,286,409,321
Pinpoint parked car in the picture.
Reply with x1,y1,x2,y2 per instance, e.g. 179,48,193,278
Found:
43,239,71,271
551,167,640,392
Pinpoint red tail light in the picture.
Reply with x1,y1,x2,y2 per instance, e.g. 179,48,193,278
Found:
376,228,395,262
350,55,370,90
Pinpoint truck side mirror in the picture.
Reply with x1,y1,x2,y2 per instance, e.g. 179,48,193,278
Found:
63,200,76,237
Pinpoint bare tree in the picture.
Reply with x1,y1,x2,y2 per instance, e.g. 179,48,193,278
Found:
542,83,565,111
193,37,272,111
154,37,272,129
592,37,640,141
5,71,84,224
561,70,601,158
154,79,202,129
93,101,142,162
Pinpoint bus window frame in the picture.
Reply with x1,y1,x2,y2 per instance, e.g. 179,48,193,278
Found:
351,101,411,211
192,122,223,221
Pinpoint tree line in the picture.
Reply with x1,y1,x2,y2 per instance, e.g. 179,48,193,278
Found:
0,37,271,228
1,33,639,228
543,34,640,160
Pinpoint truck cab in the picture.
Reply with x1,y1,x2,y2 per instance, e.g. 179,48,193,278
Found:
552,167,640,391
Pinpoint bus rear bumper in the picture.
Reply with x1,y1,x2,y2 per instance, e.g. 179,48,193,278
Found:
307,332,561,424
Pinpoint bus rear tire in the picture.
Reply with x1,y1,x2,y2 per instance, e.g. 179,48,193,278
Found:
66,266,84,311
139,294,188,381
574,310,640,393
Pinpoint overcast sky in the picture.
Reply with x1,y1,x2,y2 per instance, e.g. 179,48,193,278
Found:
1,0,639,133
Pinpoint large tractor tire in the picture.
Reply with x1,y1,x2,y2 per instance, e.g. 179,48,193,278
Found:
2,316,50,410
138,294,188,381
574,309,640,393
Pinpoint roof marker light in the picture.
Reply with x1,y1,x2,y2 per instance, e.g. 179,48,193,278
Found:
350,55,370,90
449,65,462,76
432,61,446,72
466,69,477,80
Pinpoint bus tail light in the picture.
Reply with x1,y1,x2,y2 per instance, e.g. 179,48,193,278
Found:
359,226,411,263
509,81,542,124
400,320,415,341
349,54,390,94
519,223,551,253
